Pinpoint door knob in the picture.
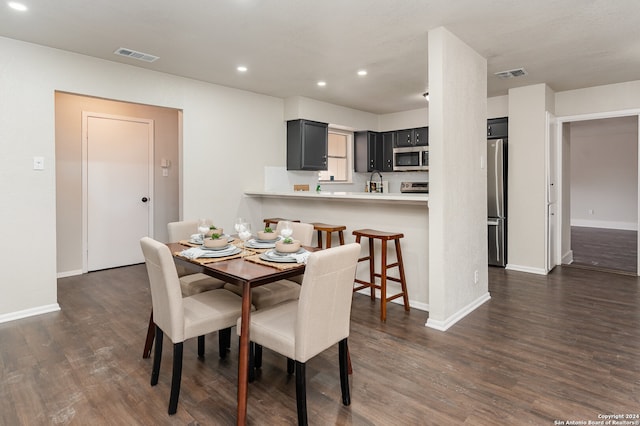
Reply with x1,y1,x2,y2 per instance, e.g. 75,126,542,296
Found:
141,197,149,203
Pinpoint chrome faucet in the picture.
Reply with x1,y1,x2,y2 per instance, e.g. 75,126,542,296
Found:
369,170,383,193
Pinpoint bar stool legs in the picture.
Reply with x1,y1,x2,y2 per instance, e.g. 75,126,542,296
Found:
353,229,410,321
312,223,346,249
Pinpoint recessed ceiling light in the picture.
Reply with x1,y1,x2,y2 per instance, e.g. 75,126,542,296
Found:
317,81,326,87
8,2,28,11
237,66,248,72
357,70,367,76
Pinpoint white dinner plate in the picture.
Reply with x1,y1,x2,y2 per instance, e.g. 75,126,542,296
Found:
198,246,241,258
255,236,282,243
200,243,232,251
246,239,278,248
190,236,234,245
259,252,298,263
273,248,306,256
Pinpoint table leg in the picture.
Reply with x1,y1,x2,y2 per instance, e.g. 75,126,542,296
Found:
237,283,251,425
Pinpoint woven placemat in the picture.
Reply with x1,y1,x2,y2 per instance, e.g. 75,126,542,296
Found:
244,253,305,270
173,250,244,265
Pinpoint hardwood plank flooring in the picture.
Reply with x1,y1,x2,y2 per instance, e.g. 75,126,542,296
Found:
569,226,637,274
0,264,639,425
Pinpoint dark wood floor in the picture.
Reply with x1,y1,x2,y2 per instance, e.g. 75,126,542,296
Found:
569,226,637,274
1,264,639,425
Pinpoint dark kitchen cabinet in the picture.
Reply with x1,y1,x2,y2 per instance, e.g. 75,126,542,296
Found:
287,119,328,170
354,131,381,172
355,131,395,172
381,131,395,172
487,117,508,139
395,127,428,147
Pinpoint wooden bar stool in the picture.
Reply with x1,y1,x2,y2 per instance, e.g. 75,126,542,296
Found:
262,217,300,228
352,229,410,321
312,223,346,249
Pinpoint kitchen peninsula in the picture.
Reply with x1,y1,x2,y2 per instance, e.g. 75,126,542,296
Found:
243,190,430,310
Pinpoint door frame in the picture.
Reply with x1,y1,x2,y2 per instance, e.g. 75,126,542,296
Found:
554,108,640,276
81,111,154,273
545,111,558,273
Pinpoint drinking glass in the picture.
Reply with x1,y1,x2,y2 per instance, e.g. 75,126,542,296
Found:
238,222,252,256
279,221,293,239
234,217,245,234
197,218,210,243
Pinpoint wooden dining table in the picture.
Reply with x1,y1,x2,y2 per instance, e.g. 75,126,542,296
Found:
167,241,309,426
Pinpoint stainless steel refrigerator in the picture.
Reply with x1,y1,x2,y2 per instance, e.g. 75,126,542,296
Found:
487,138,507,267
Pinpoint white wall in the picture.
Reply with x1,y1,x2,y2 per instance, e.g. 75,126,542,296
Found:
488,95,508,119
570,116,638,230
555,81,640,117
427,27,489,330
284,96,377,130
507,84,554,274
379,107,428,131
0,36,284,320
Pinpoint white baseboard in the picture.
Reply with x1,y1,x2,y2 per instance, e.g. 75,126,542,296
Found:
0,303,61,324
57,269,83,278
562,250,574,265
505,264,548,275
571,219,638,231
425,292,491,331
354,288,429,313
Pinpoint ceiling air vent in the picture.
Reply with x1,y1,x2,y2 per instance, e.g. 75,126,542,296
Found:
114,47,159,63
494,68,527,79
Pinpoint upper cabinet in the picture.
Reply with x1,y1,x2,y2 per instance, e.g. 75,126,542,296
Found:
395,127,428,147
354,131,380,173
287,119,328,171
354,131,395,172
487,117,508,139
381,132,395,172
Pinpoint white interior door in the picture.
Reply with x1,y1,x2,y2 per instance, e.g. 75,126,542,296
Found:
83,113,153,271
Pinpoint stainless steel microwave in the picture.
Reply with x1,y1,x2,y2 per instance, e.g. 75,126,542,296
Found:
393,146,429,171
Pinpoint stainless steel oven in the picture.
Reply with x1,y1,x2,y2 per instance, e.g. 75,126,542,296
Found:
393,146,429,171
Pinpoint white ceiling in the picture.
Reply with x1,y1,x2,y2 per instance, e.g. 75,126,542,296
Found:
1,0,639,114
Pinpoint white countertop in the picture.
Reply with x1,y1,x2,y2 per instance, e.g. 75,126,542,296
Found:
244,190,429,205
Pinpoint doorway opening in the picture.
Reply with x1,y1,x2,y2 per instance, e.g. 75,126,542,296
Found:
55,91,181,277
556,114,639,276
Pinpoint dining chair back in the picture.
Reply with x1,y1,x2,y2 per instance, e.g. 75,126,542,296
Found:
167,219,226,295
140,237,245,415
240,243,360,425
142,220,228,359
167,220,198,242
225,221,316,310
275,221,314,246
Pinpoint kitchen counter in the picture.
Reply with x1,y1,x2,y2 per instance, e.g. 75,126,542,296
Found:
242,189,430,310
244,190,429,205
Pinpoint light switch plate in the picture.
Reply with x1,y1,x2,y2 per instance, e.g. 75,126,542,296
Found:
33,156,45,170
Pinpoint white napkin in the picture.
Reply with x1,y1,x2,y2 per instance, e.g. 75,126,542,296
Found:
292,251,310,264
180,247,208,259
181,246,237,259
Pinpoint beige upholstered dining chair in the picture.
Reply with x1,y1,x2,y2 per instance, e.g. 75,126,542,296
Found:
142,220,229,359
237,243,360,425
167,220,227,295
140,237,245,415
224,221,314,310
